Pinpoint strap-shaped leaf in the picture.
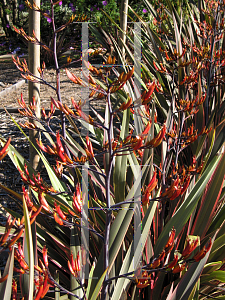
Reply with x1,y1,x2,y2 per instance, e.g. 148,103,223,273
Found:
0,247,14,300
154,153,221,256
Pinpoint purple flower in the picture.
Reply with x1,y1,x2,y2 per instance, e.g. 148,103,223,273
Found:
19,4,24,11
69,2,73,7
102,0,107,6
90,7,93,11
6,24,10,28
143,8,147,13
97,7,99,10
59,1,62,5
47,17,52,23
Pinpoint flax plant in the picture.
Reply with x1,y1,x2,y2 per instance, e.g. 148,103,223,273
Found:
0,0,225,299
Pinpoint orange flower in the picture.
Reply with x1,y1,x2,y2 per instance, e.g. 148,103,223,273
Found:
54,212,64,226
0,137,11,161
182,238,199,259
73,183,82,215
172,263,186,274
193,239,212,262
86,136,94,159
165,227,176,253
42,246,48,268
167,254,179,269
54,202,67,220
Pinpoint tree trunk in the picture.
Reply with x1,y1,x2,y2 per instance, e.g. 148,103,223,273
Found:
28,0,41,170
119,0,128,64
13,0,17,26
1,0,14,37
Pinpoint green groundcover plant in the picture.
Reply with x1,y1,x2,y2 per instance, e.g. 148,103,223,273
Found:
0,0,225,299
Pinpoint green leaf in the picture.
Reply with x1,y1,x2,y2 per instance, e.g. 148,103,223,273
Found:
114,108,129,203
201,271,225,284
154,154,221,256
0,247,14,300
90,268,108,300
23,196,34,300
192,151,225,238
166,232,218,300
111,199,158,299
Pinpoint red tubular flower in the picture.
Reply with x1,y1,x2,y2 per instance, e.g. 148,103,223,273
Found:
54,201,67,220
34,284,43,300
36,139,48,153
70,253,76,271
7,228,24,247
165,227,176,253
54,212,64,226
86,136,94,158
172,263,186,274
182,238,199,259
1,228,11,246
142,170,158,206
22,186,34,210
0,274,8,283
34,264,43,274
169,187,182,200
141,121,152,136
42,246,48,268
73,184,82,215
17,242,25,259
147,124,166,148
42,273,50,298
68,260,76,277
0,137,11,161
12,279,17,300
41,283,50,298
162,176,180,198
75,252,81,273
13,267,25,274
193,239,212,262
167,254,179,269
132,136,143,151
38,193,50,212
135,271,151,288
30,205,43,225
180,176,190,195
17,256,29,270
119,97,133,111
143,82,156,101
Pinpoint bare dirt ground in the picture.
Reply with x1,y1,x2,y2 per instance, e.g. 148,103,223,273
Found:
0,58,82,108
0,57,89,242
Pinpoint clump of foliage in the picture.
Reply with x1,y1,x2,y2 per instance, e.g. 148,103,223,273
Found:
0,0,225,299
